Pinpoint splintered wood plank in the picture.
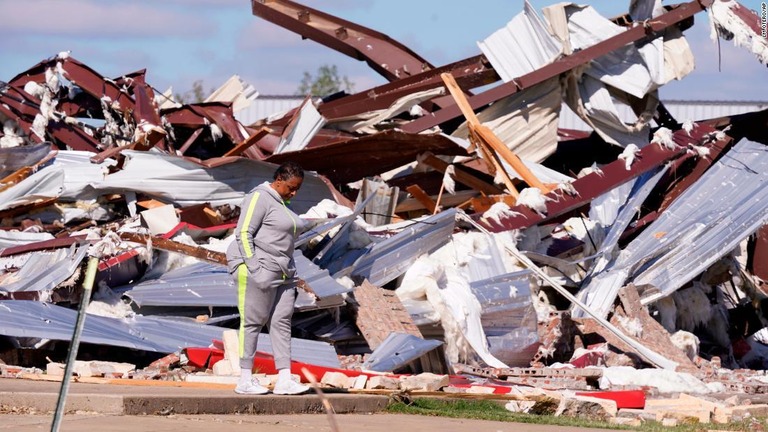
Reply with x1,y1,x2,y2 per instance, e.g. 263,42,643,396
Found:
405,184,437,214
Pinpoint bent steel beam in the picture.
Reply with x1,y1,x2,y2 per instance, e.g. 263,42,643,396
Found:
251,0,433,82
402,0,714,133
319,55,498,120
478,124,725,233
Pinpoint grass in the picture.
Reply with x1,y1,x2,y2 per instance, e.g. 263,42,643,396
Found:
385,397,768,432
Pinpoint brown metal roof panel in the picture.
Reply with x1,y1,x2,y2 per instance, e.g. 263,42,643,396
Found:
11,56,137,115
162,102,245,144
478,123,723,233
266,130,469,185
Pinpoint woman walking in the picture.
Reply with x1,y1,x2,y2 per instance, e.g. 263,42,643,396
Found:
226,161,310,395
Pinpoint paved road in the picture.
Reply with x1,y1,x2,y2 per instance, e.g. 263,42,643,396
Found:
0,377,623,431
0,413,620,432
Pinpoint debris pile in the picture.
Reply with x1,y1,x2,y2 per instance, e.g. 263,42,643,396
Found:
1,0,768,421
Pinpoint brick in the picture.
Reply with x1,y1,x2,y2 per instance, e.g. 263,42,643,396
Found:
353,279,422,350
366,375,399,390
610,417,642,427
222,329,240,372
351,375,368,390
399,373,450,392
555,395,617,420
212,359,236,376
321,371,355,389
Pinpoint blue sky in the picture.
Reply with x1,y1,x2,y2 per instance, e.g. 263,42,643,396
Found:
1,0,766,101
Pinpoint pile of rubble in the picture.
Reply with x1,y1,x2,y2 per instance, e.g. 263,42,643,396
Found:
2,0,768,422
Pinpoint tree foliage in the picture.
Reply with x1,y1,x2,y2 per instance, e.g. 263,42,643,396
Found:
175,80,213,104
296,65,354,97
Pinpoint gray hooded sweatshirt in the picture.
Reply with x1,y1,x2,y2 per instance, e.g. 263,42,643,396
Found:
226,182,304,286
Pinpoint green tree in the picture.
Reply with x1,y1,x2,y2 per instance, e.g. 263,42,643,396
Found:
296,65,354,97
175,80,213,104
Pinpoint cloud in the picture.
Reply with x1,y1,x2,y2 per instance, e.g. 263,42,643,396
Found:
237,21,310,50
0,0,213,38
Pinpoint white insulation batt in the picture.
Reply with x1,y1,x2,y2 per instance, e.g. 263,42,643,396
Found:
709,0,768,65
600,366,716,394
397,229,537,368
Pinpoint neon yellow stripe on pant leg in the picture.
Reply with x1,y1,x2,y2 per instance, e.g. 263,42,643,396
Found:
237,264,248,360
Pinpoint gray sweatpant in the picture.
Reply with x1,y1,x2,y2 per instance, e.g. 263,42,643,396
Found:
234,264,297,371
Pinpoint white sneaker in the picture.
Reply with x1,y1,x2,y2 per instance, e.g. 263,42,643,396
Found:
273,379,310,395
235,380,269,395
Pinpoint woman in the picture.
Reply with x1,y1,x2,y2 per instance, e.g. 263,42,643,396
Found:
226,161,310,395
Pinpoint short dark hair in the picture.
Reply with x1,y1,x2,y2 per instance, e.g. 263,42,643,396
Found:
274,161,305,181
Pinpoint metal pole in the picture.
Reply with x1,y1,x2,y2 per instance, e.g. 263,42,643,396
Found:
51,256,99,432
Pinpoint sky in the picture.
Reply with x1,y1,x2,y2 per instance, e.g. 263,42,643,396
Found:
1,0,766,101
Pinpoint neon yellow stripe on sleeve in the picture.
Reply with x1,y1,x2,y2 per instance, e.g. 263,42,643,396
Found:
240,191,261,258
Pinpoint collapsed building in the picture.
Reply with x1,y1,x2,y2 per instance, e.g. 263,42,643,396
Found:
1,0,768,398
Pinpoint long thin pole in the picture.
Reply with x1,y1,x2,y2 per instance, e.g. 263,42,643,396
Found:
51,256,99,432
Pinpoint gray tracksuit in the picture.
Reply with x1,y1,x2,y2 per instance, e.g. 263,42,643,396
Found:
226,182,304,370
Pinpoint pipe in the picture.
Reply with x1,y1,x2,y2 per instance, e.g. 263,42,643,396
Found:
51,256,99,432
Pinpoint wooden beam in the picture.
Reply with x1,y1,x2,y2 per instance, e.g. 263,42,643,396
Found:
473,124,552,193
119,232,226,265
405,184,437,214
440,73,519,196
224,127,272,158
468,128,519,198
441,72,550,193
419,152,503,196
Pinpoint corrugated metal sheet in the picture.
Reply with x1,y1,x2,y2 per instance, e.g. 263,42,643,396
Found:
0,300,340,367
576,167,668,317
92,151,333,214
663,100,768,122
362,333,443,372
470,270,534,331
234,96,304,126
345,209,458,286
235,95,768,135
446,135,573,184
566,5,664,98
577,139,768,317
0,142,52,178
559,100,768,132
124,252,352,309
477,0,561,82
470,270,539,367
0,243,88,293
274,100,326,154
0,231,55,251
